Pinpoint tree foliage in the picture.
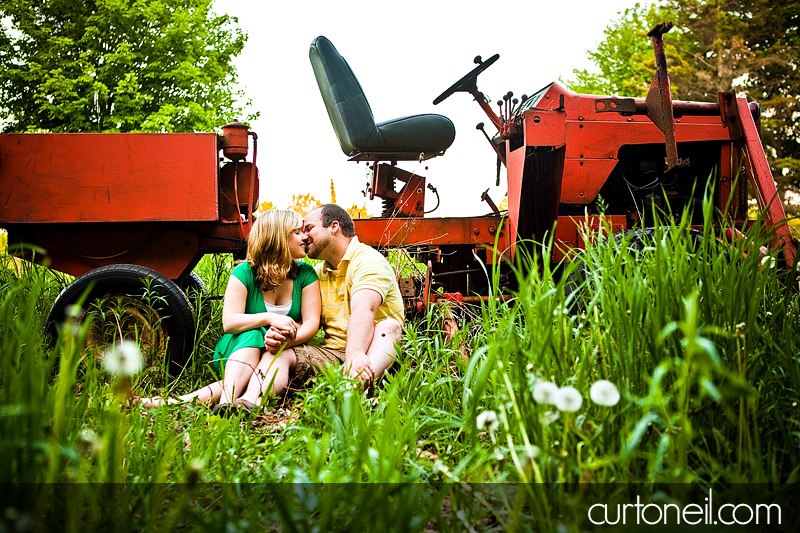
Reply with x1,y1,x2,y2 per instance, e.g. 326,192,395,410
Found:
257,180,372,219
565,0,800,212
0,0,255,133
566,3,673,97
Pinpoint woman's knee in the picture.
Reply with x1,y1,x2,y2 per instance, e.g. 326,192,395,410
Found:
258,348,296,371
224,347,261,373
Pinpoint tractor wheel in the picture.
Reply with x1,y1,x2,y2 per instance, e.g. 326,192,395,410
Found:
177,271,209,307
564,227,705,314
46,264,196,373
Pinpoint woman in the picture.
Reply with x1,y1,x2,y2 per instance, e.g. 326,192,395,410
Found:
140,209,320,409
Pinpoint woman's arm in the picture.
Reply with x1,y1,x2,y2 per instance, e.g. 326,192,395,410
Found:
286,280,321,347
221,276,297,335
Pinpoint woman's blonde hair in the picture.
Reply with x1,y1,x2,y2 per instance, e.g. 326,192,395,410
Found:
246,209,303,291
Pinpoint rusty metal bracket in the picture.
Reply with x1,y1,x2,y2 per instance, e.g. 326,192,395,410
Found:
718,91,742,139
594,97,638,115
646,22,689,173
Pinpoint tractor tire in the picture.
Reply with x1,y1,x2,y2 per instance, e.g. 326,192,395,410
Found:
564,227,705,314
177,271,209,306
46,264,196,373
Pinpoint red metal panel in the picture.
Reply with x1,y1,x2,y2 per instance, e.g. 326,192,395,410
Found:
552,215,627,262
732,97,796,264
522,109,566,146
562,119,728,160
354,216,511,251
7,221,251,279
560,159,618,204
504,144,526,253
0,133,220,224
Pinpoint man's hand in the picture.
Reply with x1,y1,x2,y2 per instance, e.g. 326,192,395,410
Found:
264,326,288,354
345,352,374,381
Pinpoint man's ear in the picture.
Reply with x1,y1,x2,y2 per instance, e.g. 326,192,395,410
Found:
329,220,340,235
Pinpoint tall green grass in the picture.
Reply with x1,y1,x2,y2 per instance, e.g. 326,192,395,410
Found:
1,209,799,530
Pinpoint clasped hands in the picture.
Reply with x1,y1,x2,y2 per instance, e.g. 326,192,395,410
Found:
263,317,299,354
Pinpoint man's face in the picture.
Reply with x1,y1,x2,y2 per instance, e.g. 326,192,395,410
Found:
302,209,331,260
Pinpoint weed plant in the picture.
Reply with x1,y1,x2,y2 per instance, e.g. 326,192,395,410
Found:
1,208,799,531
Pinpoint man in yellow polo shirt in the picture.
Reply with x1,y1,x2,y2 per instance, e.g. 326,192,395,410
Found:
264,204,404,385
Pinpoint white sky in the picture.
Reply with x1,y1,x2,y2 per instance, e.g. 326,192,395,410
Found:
213,0,640,216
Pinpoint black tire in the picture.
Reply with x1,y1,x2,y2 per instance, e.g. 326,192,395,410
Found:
177,271,209,300
46,264,195,373
563,227,705,314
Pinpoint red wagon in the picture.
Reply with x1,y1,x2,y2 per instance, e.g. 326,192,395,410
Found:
0,122,259,367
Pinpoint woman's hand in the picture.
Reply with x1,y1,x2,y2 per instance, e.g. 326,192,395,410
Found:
266,314,299,339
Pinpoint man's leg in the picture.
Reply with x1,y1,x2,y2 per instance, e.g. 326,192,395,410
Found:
238,348,297,405
365,318,402,380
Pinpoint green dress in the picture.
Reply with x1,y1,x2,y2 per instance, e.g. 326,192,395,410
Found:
212,261,317,372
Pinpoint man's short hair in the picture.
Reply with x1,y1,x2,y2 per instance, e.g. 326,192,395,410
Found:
318,204,355,237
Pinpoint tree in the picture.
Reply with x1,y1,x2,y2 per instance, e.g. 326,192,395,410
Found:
0,0,255,133
565,0,800,213
565,3,676,97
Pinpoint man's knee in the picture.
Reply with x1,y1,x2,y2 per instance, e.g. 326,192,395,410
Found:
374,318,402,342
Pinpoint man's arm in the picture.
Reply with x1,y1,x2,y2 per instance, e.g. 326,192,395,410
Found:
344,288,382,380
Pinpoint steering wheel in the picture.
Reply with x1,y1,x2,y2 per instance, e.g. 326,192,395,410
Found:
433,54,500,105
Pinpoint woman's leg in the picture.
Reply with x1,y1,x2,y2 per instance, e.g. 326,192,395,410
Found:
176,381,223,404
137,381,223,408
238,348,297,405
220,347,261,404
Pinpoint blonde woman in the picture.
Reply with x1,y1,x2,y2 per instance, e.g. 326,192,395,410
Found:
140,209,320,410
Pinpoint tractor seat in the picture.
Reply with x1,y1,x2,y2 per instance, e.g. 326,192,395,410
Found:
310,36,455,162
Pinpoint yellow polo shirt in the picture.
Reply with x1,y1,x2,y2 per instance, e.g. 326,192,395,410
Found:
315,236,405,350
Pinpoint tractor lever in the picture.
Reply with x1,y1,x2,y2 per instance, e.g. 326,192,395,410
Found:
593,22,689,173
481,188,501,216
476,122,506,167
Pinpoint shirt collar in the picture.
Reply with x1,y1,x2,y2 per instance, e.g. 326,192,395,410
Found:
323,236,359,274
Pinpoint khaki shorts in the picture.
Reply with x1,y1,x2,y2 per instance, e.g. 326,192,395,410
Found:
292,344,346,384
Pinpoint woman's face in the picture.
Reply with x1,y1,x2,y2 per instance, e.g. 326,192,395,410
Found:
288,226,307,259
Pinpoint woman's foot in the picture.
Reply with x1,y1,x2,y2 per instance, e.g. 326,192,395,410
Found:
134,396,180,408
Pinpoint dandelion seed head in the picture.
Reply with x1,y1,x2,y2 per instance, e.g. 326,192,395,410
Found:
78,428,103,456
62,321,83,338
65,304,83,319
524,444,540,460
554,386,583,412
589,380,620,406
476,410,499,432
103,340,143,377
532,381,559,405
543,410,560,425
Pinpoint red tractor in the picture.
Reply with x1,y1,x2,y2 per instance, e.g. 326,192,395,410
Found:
2,23,794,369
309,23,796,314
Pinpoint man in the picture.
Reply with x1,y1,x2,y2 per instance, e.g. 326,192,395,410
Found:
263,204,404,392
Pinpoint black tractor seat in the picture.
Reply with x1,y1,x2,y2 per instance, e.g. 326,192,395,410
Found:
310,36,456,162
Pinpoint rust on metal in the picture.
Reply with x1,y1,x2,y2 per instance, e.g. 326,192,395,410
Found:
354,215,510,250
644,22,689,172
